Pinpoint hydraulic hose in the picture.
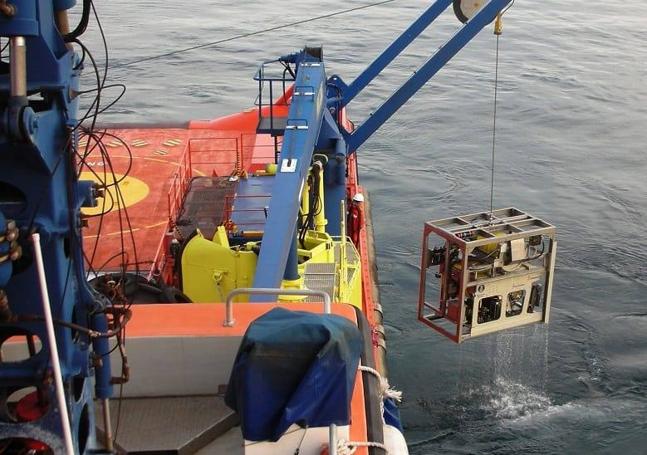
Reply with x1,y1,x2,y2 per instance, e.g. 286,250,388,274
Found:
63,0,91,42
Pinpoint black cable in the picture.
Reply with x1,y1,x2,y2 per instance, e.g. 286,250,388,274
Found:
502,0,516,15
15,309,131,339
77,130,112,276
98,130,140,279
112,0,397,69
73,3,135,388
23,38,101,235
74,43,87,70
294,425,308,455
78,129,134,187
90,0,109,89
70,5,114,285
77,82,125,97
298,170,322,246
63,0,92,42
71,39,102,133
97,85,126,115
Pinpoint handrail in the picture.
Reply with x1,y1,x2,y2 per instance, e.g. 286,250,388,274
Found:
224,287,332,326
329,423,338,455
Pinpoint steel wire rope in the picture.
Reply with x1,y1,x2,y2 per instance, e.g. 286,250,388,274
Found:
488,0,515,218
489,33,499,217
110,0,398,69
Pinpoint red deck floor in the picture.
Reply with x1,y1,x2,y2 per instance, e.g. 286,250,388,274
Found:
80,101,361,292
82,126,278,272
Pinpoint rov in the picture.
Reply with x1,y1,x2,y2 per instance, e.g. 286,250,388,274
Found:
418,208,557,343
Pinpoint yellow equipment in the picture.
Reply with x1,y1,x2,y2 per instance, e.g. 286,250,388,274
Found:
181,227,257,302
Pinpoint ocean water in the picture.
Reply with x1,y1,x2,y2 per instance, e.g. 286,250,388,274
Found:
84,1,647,453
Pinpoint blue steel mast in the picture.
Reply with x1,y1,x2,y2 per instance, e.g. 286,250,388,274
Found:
0,1,111,452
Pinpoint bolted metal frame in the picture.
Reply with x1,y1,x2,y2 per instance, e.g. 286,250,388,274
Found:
418,208,557,343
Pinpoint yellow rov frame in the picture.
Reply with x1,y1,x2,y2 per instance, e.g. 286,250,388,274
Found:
418,208,557,343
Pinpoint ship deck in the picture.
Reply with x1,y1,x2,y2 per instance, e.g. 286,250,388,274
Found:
82,126,278,273
83,108,385,453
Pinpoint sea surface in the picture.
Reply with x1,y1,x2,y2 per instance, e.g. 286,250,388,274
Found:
84,1,647,453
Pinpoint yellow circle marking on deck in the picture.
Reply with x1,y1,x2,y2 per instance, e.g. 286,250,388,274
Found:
83,221,167,240
80,172,150,216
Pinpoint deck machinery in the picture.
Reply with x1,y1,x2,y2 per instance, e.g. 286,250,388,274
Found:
0,0,557,453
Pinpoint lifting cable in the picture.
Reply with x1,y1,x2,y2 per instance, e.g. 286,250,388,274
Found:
112,0,398,69
489,23,501,217
489,0,515,218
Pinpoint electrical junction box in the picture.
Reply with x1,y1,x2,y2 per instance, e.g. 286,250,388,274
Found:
418,208,557,343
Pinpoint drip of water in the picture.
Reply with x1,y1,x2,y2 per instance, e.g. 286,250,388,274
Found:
477,328,553,421
484,377,552,420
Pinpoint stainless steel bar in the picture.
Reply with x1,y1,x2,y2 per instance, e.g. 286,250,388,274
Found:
329,423,338,455
224,287,332,326
102,398,114,452
9,36,27,97
31,234,75,454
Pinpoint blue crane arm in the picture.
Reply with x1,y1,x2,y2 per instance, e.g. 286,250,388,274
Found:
251,1,512,288
342,0,513,151
341,0,452,107
250,61,328,294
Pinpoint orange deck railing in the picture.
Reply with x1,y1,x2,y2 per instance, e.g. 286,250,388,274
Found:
148,134,252,281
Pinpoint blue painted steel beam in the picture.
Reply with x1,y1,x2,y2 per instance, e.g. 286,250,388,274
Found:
284,229,300,281
324,138,348,236
347,0,512,151
0,1,109,451
342,0,452,107
251,62,327,295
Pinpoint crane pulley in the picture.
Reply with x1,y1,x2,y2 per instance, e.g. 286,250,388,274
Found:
453,0,490,23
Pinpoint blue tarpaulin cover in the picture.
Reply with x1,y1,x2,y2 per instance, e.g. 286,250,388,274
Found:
225,307,363,441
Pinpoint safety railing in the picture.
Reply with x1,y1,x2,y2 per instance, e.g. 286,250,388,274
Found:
189,136,240,176
147,230,172,283
254,60,295,133
223,288,332,327
150,135,242,281
221,194,271,233
166,143,193,225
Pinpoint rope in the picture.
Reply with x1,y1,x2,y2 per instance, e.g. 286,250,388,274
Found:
328,365,401,454
336,439,389,455
489,33,500,218
358,365,403,403
112,0,397,69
